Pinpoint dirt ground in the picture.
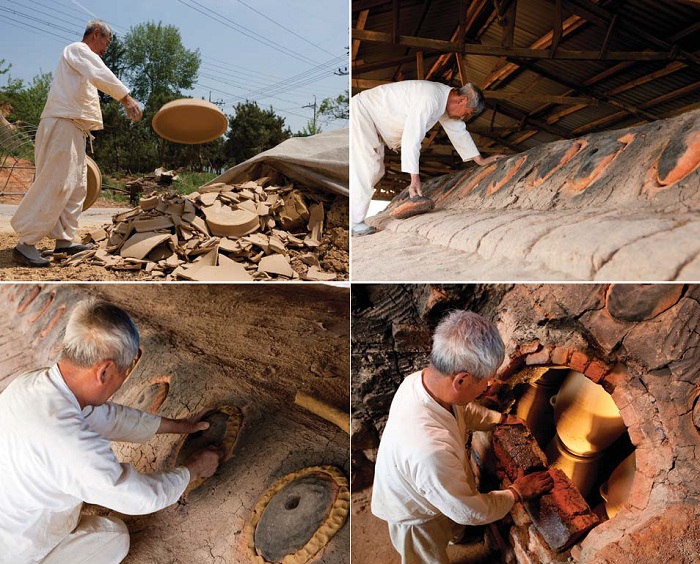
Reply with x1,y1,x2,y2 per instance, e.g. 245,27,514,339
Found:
351,487,498,564
0,284,351,563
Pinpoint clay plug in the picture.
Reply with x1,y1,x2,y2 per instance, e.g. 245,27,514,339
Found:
390,196,435,219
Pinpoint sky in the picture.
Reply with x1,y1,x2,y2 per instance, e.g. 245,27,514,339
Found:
0,0,350,133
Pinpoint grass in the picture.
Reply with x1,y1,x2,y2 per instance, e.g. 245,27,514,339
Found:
101,171,219,205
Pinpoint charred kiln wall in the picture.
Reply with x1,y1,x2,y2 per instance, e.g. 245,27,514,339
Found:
351,284,700,562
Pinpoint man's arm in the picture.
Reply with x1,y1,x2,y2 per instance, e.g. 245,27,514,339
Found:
157,416,209,435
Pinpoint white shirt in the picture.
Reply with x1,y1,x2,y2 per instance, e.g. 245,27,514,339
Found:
356,80,481,174
0,365,190,563
372,371,514,526
41,42,130,130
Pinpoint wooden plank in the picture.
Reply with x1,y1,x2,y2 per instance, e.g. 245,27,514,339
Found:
598,13,616,60
352,10,369,61
416,51,425,79
484,92,598,105
352,30,675,60
482,16,586,89
392,0,400,44
455,53,468,83
353,52,438,74
551,0,562,56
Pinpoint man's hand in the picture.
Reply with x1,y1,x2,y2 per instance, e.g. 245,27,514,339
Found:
120,95,143,123
473,153,507,167
157,416,210,435
184,446,221,483
510,469,554,502
408,173,423,198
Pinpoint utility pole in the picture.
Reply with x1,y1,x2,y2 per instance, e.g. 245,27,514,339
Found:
302,95,318,133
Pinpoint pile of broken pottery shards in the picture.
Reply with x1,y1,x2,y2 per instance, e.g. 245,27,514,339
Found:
54,178,349,281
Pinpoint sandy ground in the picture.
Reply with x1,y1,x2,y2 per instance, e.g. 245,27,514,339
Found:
0,202,146,281
351,228,574,282
0,284,350,563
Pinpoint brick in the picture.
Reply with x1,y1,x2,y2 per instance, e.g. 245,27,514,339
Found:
626,472,653,510
519,341,542,355
525,468,599,552
550,347,570,366
492,423,548,482
584,359,610,383
568,351,590,373
525,348,552,366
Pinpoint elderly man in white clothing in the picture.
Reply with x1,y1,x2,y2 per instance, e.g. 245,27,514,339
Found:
0,299,221,564
351,80,505,235
11,20,142,267
372,310,553,564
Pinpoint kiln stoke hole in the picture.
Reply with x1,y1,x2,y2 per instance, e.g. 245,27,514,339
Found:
285,495,301,510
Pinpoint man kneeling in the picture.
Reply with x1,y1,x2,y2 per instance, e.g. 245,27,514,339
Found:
0,299,220,563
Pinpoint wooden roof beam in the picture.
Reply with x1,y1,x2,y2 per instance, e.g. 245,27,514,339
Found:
564,0,700,68
352,10,369,61
572,81,700,135
351,30,676,61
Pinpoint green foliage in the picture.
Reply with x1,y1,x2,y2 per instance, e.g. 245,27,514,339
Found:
298,120,323,137
0,59,10,76
122,22,200,106
1,72,52,127
225,101,291,165
318,90,349,122
173,171,218,195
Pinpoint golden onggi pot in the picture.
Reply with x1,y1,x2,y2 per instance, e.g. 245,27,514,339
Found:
545,433,603,499
600,452,636,519
515,371,565,449
550,370,626,456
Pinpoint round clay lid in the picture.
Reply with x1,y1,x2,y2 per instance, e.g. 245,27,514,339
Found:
152,98,228,144
83,156,101,210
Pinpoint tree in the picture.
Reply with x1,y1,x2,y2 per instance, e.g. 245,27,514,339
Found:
318,90,349,123
122,21,200,107
224,101,291,165
1,72,52,127
297,120,322,137
0,59,10,77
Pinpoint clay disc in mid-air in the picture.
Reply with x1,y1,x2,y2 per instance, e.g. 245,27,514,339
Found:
390,196,435,219
246,466,349,564
152,98,228,144
83,156,101,210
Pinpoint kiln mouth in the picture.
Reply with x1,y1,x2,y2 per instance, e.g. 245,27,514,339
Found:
512,366,636,521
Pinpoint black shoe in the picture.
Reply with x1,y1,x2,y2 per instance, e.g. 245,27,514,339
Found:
13,247,50,267
54,243,94,256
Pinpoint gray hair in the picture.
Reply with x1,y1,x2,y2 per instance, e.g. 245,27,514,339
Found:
61,299,139,371
430,310,505,380
457,83,485,118
83,20,112,40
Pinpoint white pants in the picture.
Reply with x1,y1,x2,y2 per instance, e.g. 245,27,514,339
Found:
350,94,386,226
388,515,463,564
41,515,129,564
11,117,87,245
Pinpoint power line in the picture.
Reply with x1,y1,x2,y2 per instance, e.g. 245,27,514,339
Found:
0,6,79,37
176,0,321,67
232,0,336,58
0,14,74,44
